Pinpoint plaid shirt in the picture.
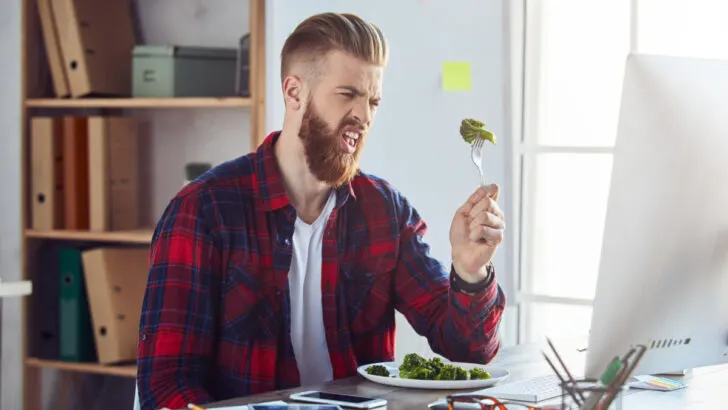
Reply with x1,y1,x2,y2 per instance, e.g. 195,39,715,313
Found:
136,132,506,410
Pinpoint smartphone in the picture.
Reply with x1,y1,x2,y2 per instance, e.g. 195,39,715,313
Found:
289,390,387,409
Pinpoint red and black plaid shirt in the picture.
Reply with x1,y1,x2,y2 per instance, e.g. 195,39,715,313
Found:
136,132,506,410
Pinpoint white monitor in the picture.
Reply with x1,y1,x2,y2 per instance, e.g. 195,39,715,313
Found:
585,53,728,379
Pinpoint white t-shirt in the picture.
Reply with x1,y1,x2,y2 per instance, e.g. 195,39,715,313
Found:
288,191,336,386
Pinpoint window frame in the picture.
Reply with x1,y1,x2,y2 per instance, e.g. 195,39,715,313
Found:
507,0,640,344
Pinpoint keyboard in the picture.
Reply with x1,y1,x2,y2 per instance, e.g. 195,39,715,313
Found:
476,374,564,403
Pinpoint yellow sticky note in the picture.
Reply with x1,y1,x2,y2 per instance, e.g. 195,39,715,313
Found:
442,62,472,91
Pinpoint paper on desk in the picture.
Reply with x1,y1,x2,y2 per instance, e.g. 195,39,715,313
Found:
208,400,288,410
628,375,686,391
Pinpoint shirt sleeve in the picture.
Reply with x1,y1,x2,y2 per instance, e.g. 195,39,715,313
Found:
391,191,506,364
136,192,220,410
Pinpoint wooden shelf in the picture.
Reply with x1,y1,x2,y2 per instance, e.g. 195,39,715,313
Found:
25,358,136,378
25,228,154,244
25,97,253,109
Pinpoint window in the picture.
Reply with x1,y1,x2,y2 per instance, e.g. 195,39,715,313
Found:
515,0,631,344
514,0,728,344
636,0,728,59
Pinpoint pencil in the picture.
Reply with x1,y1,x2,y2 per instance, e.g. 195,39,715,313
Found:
542,352,582,406
188,404,207,410
546,337,586,404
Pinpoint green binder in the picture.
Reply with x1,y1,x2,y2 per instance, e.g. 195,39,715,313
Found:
58,247,97,362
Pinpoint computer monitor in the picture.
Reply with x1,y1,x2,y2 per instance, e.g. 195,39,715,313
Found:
585,53,728,379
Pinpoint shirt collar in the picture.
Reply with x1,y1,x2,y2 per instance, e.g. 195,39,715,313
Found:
255,131,357,212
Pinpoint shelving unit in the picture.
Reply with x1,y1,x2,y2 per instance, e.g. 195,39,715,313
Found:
19,1,267,409
25,229,154,244
26,97,254,109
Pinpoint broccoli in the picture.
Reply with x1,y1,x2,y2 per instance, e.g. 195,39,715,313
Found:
469,367,492,380
365,364,390,377
397,354,479,381
460,118,496,145
401,366,434,380
399,353,440,380
427,357,444,375
400,353,428,373
435,364,469,380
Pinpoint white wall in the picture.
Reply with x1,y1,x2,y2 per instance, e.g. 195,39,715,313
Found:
0,0,25,407
266,0,517,359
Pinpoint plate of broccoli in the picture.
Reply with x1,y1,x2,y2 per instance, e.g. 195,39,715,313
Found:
357,353,509,389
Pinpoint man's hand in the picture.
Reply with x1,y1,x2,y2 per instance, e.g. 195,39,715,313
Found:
449,184,505,283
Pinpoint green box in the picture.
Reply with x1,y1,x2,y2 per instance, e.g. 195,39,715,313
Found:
132,45,238,97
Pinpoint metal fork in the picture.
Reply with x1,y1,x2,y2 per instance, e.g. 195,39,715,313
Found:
470,137,485,186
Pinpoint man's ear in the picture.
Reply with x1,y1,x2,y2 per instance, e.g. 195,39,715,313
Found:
283,75,303,110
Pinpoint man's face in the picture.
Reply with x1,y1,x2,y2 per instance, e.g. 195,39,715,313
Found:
298,50,383,187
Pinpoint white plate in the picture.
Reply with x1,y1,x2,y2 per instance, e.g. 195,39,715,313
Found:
357,361,510,390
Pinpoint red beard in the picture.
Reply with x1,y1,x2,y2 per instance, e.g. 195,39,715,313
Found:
298,99,366,187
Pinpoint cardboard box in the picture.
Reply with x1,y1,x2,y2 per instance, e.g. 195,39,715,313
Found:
132,45,238,97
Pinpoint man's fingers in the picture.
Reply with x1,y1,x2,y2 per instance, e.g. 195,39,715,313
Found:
469,197,505,222
460,184,501,217
483,183,500,201
458,186,487,215
488,198,504,220
469,225,505,244
469,211,505,231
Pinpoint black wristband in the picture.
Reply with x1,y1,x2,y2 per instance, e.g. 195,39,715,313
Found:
450,263,494,294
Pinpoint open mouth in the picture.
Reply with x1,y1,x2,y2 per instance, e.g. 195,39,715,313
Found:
341,130,360,153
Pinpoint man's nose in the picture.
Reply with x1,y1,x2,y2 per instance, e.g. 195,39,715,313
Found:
351,101,372,126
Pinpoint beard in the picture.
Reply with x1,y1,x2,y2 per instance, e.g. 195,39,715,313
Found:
298,98,366,188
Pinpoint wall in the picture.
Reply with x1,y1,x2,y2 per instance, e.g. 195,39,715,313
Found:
0,0,25,407
265,0,517,360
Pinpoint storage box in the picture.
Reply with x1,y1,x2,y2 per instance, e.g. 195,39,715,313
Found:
132,45,238,97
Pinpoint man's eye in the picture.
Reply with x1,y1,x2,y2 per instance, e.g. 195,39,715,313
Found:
340,92,355,99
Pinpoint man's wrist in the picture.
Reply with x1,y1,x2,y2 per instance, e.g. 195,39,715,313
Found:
450,262,494,294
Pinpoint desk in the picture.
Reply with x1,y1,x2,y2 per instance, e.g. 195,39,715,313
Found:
204,342,728,410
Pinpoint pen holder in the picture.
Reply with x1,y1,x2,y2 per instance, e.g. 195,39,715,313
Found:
559,378,629,410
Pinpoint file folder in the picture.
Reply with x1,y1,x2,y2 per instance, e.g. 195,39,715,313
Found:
51,0,136,97
62,116,89,230
59,247,97,362
30,243,61,360
81,246,149,364
87,116,140,231
37,0,71,97
30,117,64,231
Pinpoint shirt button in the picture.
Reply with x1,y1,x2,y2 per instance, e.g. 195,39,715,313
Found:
140,333,147,341
283,238,291,246
276,289,282,296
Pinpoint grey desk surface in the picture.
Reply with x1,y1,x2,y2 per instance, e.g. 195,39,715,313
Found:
204,340,728,410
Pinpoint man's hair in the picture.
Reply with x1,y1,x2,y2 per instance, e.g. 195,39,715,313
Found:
280,12,388,83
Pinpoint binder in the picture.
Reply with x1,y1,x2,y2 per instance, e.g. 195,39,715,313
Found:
81,246,149,364
87,116,140,231
51,0,136,97
58,247,97,362
30,117,64,231
30,243,61,360
37,0,70,97
62,116,89,230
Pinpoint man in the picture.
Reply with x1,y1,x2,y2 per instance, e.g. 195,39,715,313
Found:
137,12,506,410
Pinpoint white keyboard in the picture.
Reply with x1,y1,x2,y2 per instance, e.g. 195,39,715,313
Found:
476,374,564,403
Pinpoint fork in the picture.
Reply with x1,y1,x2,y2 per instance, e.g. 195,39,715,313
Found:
470,137,486,186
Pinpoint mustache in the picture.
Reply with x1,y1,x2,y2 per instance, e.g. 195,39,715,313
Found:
338,117,367,133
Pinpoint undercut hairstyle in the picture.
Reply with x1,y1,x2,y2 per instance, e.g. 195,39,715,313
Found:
280,12,389,83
